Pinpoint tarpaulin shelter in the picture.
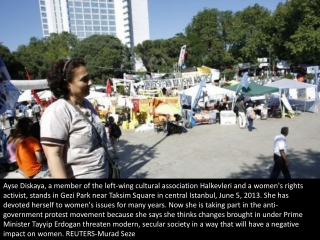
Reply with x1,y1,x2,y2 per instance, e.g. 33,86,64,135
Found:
265,79,318,112
224,80,279,96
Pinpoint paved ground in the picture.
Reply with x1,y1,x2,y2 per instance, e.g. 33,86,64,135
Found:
1,110,319,179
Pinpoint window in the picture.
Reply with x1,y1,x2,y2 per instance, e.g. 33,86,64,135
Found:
85,20,92,25
74,2,82,7
83,2,90,7
110,27,116,31
85,26,93,31
77,26,84,31
92,9,99,13
41,13,47,17
75,14,83,19
67,2,73,7
41,7,46,11
44,30,49,35
101,20,108,25
101,26,108,31
84,8,91,13
108,9,115,14
92,15,99,19
93,20,100,25
78,32,85,37
109,21,115,25
40,0,45,5
76,20,84,25
70,20,75,25
71,26,77,31
108,4,114,8
69,8,74,13
100,3,106,8
69,13,75,19
43,24,48,29
100,9,107,14
92,3,98,8
108,0,114,2
94,26,101,31
84,14,91,19
101,15,107,19
109,15,115,20
42,19,48,23
75,8,83,13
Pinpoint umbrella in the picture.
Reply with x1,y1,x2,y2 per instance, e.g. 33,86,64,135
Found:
154,103,181,115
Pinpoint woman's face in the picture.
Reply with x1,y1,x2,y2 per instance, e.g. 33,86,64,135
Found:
68,66,92,99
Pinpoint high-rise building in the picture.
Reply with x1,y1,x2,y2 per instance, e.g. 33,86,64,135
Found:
38,0,150,52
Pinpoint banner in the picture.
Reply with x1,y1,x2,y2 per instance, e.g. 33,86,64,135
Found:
0,56,20,114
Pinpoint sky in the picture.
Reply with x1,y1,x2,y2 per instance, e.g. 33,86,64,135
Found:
0,0,285,52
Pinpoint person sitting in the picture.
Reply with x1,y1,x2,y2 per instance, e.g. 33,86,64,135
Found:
15,118,49,178
5,129,19,172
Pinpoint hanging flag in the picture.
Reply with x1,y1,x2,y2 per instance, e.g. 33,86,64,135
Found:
0,56,20,114
106,78,112,96
130,82,137,97
240,72,250,89
25,68,41,104
178,45,187,68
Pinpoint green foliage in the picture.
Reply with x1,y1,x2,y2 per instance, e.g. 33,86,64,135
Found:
223,69,236,80
71,34,132,83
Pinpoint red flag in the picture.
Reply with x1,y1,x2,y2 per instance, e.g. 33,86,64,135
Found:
106,78,112,96
25,68,41,104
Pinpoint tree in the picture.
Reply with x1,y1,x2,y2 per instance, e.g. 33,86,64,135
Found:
71,34,132,84
227,4,272,63
13,32,79,79
272,0,320,64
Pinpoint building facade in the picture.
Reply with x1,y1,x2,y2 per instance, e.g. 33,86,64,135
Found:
38,0,150,51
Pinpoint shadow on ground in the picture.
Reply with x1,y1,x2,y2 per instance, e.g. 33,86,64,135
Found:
229,149,320,179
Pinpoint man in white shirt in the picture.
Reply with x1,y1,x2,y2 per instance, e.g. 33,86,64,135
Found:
270,127,291,179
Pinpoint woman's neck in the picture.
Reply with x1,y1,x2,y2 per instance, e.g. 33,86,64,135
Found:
69,96,84,108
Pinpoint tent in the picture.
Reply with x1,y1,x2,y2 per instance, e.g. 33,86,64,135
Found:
18,90,33,102
11,79,49,90
265,79,318,112
180,84,235,106
224,80,279,96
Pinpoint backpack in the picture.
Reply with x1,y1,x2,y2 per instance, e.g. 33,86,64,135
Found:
249,110,256,120
111,124,122,138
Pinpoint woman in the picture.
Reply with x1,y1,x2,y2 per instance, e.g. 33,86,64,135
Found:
15,118,47,178
40,58,109,178
5,129,19,172
246,102,254,132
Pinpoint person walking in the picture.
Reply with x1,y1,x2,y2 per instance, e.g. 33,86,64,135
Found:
108,116,121,159
32,103,42,122
270,127,291,179
236,97,247,129
246,102,255,131
6,109,15,128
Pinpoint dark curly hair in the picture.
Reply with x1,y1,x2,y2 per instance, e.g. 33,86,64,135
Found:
47,58,86,99
16,117,33,137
